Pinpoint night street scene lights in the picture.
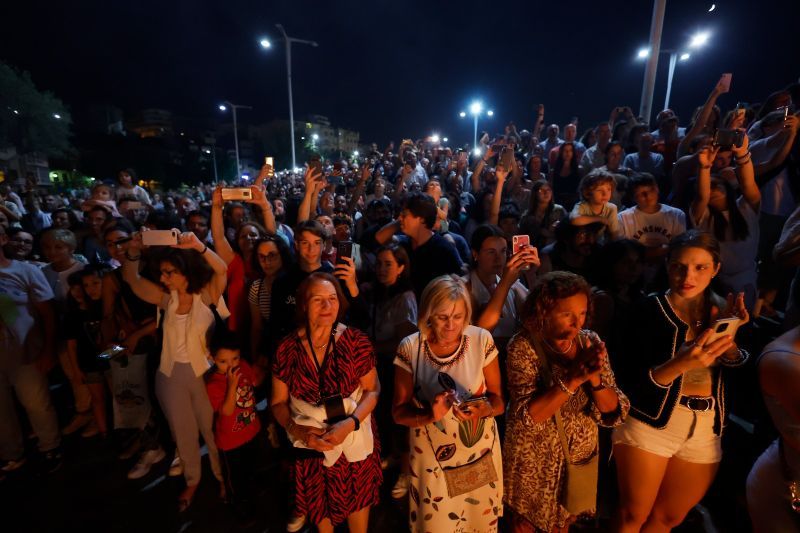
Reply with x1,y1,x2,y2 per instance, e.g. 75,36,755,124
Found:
636,30,711,111
260,24,319,170
218,101,252,181
460,101,493,150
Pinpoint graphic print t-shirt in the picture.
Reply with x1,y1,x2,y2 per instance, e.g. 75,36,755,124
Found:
206,360,261,450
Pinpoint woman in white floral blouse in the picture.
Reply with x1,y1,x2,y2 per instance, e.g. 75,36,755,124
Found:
393,275,505,533
503,271,629,532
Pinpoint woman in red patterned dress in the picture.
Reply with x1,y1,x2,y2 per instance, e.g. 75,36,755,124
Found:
271,272,382,533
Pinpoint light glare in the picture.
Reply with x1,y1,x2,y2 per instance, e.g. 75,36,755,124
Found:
689,31,710,48
219,104,227,111
469,101,483,115
459,111,467,118
680,53,691,61
473,148,482,156
53,113,61,119
487,110,494,117
442,137,448,143
431,135,440,143
260,38,271,49
637,48,650,59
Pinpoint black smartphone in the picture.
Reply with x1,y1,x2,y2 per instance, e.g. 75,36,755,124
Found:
712,129,745,149
499,146,515,170
308,155,323,177
337,241,353,262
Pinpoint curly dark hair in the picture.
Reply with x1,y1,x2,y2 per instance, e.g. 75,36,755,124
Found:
151,248,214,295
520,271,592,332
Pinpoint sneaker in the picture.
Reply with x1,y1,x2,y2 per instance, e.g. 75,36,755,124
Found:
391,473,410,499
41,448,63,474
0,457,27,473
286,512,307,533
168,452,183,477
81,420,100,438
127,447,166,480
62,412,92,435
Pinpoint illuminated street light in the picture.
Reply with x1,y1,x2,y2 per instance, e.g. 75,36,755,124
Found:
473,148,482,156
12,109,19,115
53,113,61,119
637,48,650,59
262,24,319,170
680,53,691,61
353,150,359,157
442,137,448,143
312,134,319,141
219,101,252,180
689,31,710,48
460,101,494,150
431,134,440,143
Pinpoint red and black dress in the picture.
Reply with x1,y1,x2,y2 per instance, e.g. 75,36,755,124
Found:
273,327,383,526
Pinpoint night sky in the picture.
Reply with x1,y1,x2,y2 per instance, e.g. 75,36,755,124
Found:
3,0,799,146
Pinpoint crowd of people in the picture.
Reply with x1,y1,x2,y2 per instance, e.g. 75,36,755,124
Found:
1,73,799,532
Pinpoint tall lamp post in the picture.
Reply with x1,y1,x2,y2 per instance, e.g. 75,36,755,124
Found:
261,25,318,171
638,30,710,119
219,101,252,181
459,101,493,153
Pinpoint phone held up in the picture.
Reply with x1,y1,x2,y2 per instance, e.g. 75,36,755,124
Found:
707,317,742,344
512,234,531,271
336,241,353,263
264,156,275,177
221,188,253,201
712,129,744,150
142,229,179,246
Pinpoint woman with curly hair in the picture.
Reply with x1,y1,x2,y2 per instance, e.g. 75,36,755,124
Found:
503,271,628,532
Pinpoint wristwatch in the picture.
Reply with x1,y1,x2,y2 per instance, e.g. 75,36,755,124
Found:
348,414,360,431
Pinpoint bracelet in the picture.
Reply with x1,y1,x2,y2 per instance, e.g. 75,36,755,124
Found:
734,151,751,161
125,253,141,261
348,414,360,431
200,245,208,254
555,376,576,396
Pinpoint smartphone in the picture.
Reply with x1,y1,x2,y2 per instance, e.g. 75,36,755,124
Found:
97,345,126,361
265,156,274,167
333,161,344,172
512,234,531,271
777,105,790,120
712,129,745,149
707,317,742,343
221,188,253,201
499,146,515,171
308,155,323,178
719,73,732,93
336,241,353,262
457,396,489,412
142,229,179,246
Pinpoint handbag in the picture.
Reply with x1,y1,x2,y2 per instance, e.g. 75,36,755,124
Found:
533,334,599,515
413,333,499,498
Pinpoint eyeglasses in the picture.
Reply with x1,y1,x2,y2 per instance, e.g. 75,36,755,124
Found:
106,237,132,248
258,253,281,262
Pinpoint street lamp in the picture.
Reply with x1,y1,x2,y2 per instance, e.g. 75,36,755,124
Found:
636,30,710,112
219,101,252,181
460,101,493,150
53,113,61,119
260,24,319,170
204,146,219,182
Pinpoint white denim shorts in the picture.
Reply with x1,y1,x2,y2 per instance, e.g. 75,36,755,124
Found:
612,403,722,464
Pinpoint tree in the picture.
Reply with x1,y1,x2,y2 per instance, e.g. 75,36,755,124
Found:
0,62,73,157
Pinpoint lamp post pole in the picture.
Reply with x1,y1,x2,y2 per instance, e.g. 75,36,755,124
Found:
220,101,251,181
274,24,318,170
638,0,667,125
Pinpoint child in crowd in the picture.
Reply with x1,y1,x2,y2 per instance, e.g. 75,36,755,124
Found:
64,266,112,438
206,332,261,510
569,169,621,240
82,183,121,218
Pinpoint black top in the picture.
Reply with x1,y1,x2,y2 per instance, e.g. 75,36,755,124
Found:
269,262,336,345
397,232,464,297
613,293,747,435
65,301,107,373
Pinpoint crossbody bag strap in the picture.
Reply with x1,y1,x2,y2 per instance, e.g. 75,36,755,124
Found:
531,334,574,465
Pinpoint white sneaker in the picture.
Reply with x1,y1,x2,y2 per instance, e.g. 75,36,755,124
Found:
127,447,166,480
391,473,410,499
286,512,306,532
168,452,183,477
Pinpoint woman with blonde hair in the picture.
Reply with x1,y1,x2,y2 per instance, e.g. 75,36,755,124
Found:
393,275,504,532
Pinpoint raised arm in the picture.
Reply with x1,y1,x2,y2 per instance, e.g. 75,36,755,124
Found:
392,162,414,204
347,164,370,216
532,104,545,143
122,235,167,306
471,145,496,193
755,114,799,177
297,167,324,224
731,132,760,210
487,166,508,226
247,185,277,235
209,185,236,265
375,219,401,246
689,145,719,224
474,249,538,331
678,76,727,157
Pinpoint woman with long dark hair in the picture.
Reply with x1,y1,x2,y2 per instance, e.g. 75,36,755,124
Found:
613,230,750,532
520,180,567,250
550,142,581,210
689,133,760,309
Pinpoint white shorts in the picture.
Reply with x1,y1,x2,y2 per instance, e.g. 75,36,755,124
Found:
612,403,722,464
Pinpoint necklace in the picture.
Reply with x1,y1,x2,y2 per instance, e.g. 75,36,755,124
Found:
665,290,703,327
543,337,574,355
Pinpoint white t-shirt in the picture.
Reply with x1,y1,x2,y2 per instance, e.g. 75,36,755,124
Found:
0,260,54,364
171,313,191,363
750,137,794,217
571,201,620,239
618,204,686,247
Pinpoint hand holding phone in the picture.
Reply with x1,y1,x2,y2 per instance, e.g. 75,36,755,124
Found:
512,235,532,270
718,73,732,94
141,229,179,246
707,317,742,343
